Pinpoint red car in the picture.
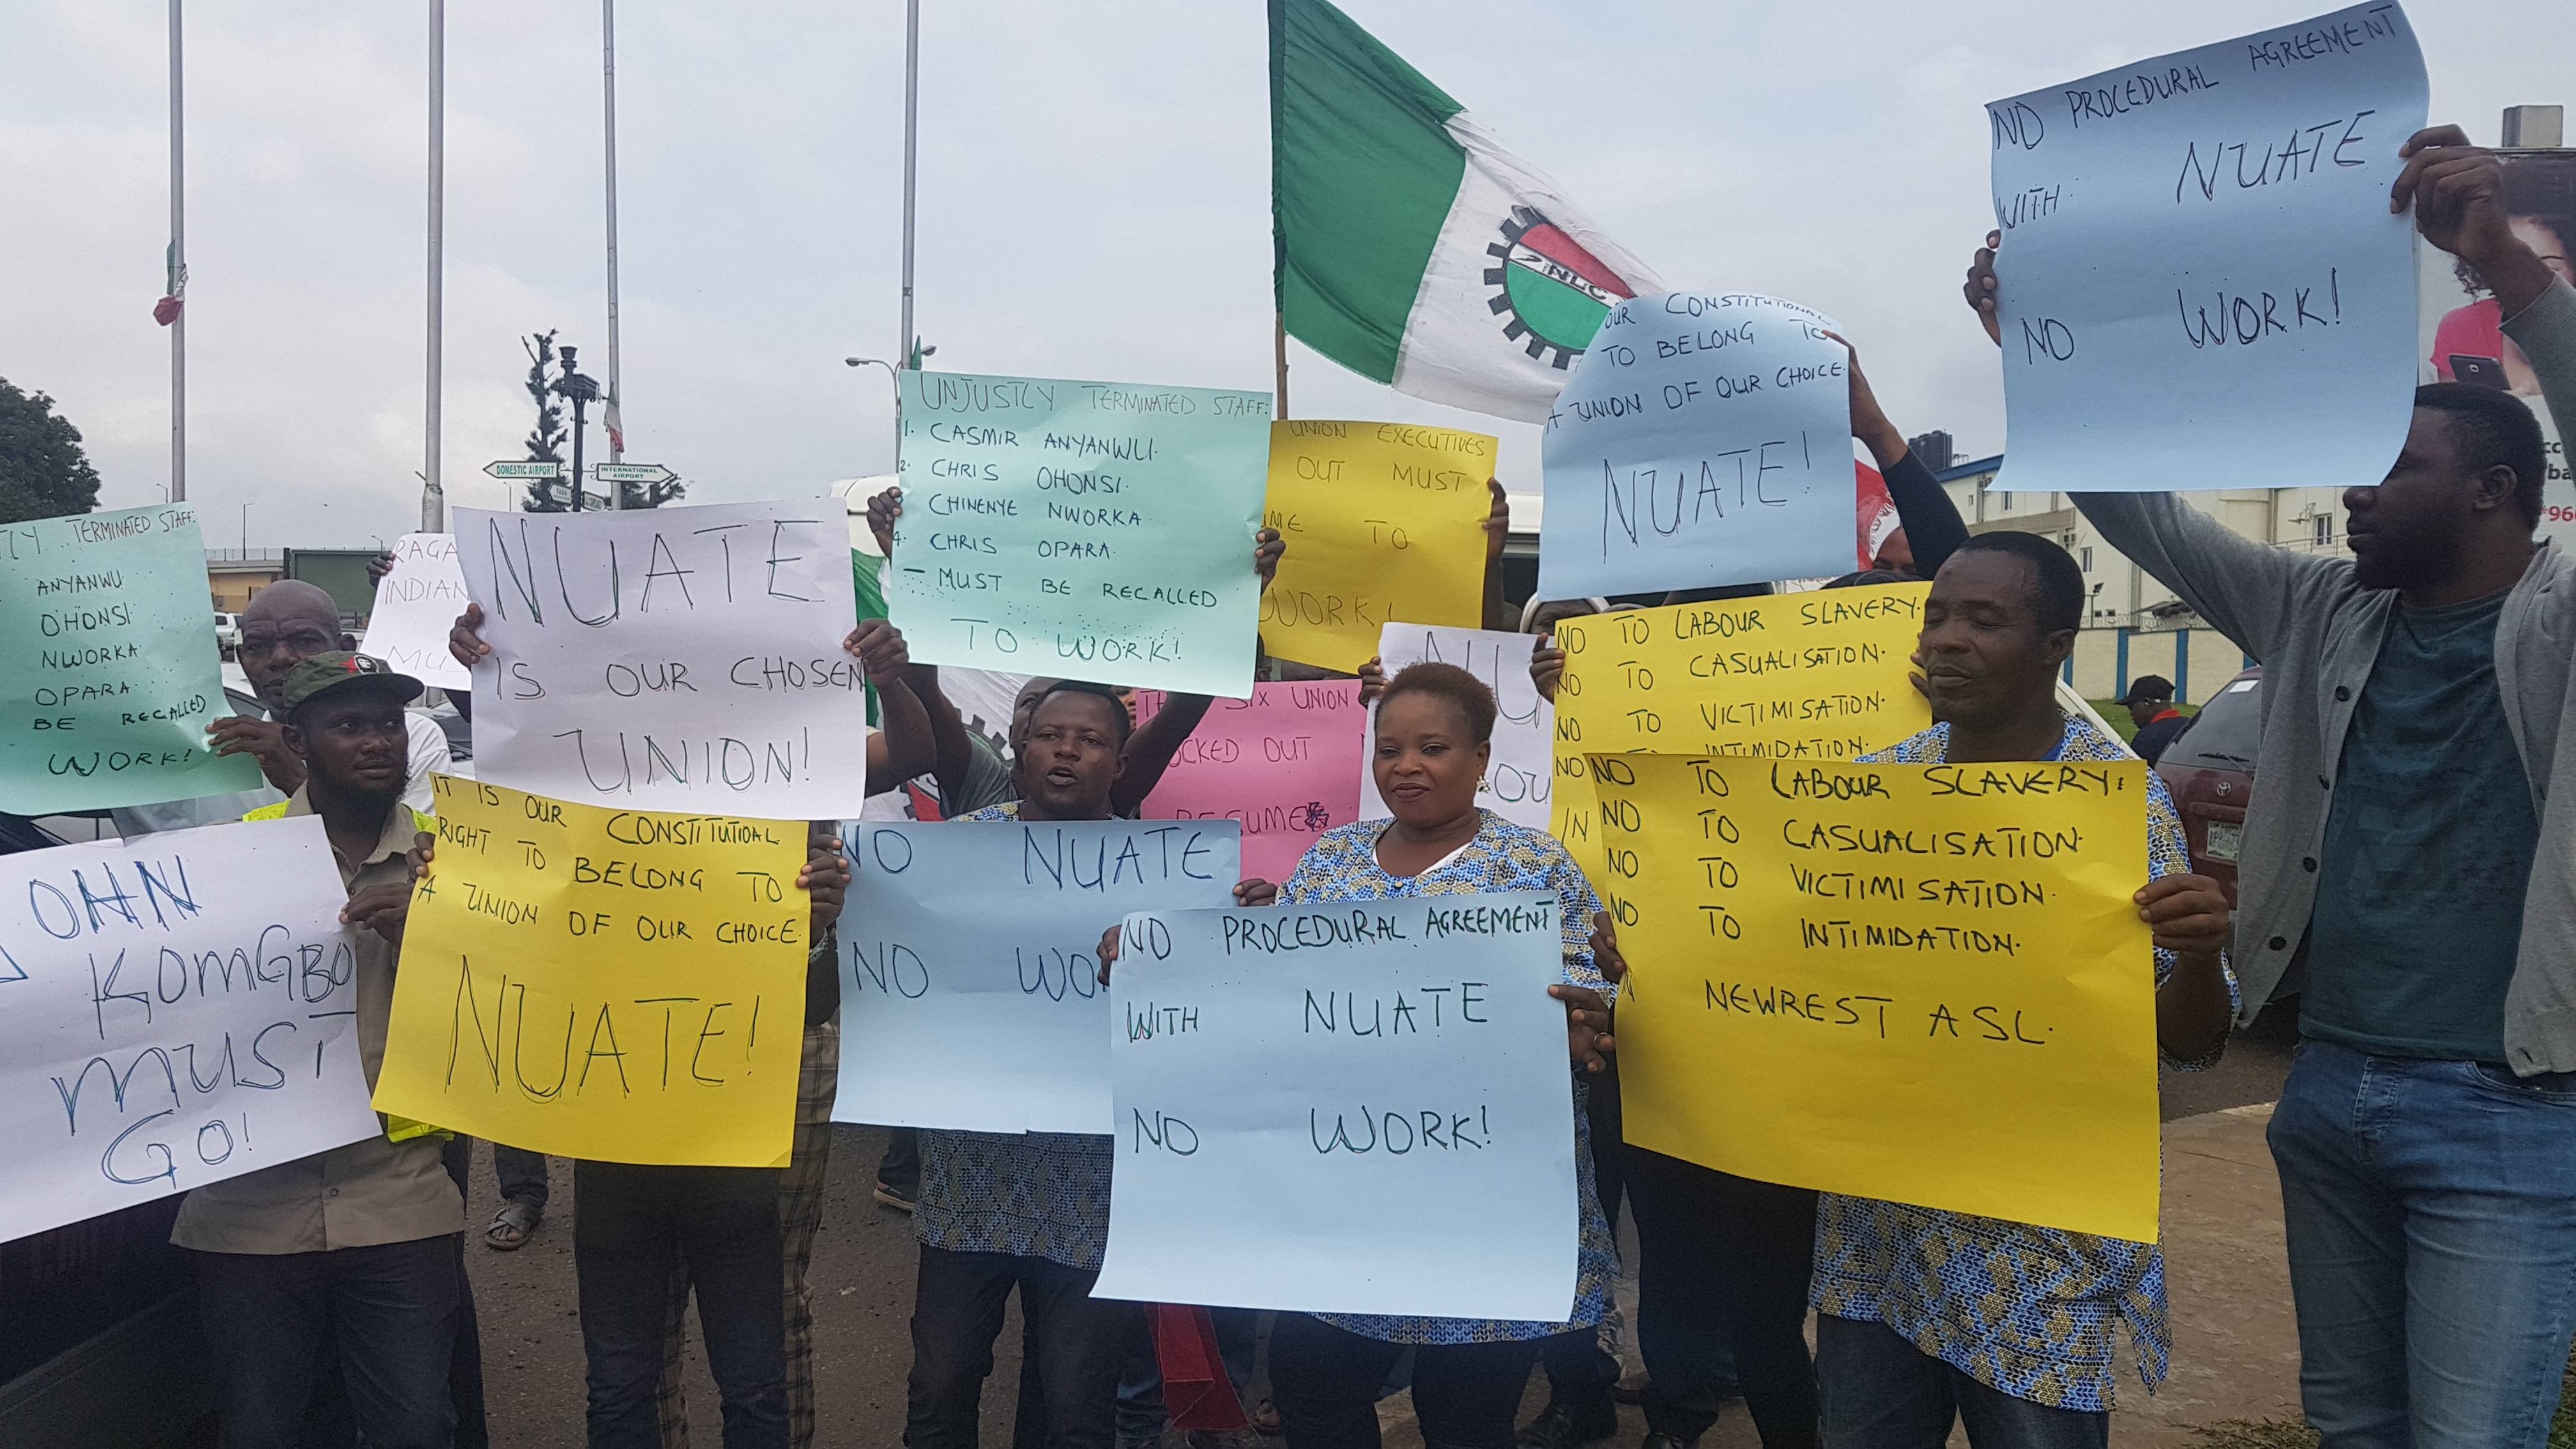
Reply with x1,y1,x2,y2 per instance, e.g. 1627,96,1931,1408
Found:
2152,667,2262,907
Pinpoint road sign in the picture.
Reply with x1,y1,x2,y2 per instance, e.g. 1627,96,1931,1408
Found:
590,462,675,485
484,460,562,480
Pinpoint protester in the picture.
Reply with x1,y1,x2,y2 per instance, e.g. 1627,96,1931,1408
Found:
443,610,905,1449
903,681,1265,1449
113,580,455,838
1965,123,2576,1448
176,652,463,1449
1784,532,2233,1447
859,484,1285,816
2115,677,2190,766
1516,340,1971,1449
1119,661,1619,1449
859,486,1284,1225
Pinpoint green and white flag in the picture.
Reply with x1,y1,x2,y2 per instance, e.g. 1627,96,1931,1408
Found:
1271,0,1662,424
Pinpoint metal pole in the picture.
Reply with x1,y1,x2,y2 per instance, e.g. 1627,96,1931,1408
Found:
602,0,625,505
1273,312,1289,421
898,0,918,368
424,0,447,532
570,396,588,513
168,0,185,503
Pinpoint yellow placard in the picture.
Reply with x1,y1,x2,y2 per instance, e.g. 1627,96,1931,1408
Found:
1546,583,1933,887
1591,753,2160,1243
374,775,809,1167
1259,420,1496,672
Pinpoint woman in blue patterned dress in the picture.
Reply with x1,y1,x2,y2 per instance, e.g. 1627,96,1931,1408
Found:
1255,661,1622,1449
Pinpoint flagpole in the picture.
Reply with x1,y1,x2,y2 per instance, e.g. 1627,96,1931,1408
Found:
898,0,919,373
601,0,625,507
167,0,185,503
1273,312,1289,421
423,0,447,532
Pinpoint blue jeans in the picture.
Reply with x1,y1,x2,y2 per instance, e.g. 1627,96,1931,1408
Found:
2269,1039,2576,1448
1814,1315,2103,1449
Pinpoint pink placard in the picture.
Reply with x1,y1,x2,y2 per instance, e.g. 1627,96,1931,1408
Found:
1136,681,1368,885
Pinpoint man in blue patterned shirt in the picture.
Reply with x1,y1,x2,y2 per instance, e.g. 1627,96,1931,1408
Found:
905,681,1157,1449
1811,532,2235,1448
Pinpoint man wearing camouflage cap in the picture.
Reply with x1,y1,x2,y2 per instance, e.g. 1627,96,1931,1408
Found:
177,652,466,1449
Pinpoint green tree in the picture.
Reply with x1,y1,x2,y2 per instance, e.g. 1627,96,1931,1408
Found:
520,330,573,512
608,477,687,509
516,333,686,511
0,378,103,523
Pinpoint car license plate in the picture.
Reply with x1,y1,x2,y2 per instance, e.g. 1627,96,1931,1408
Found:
2204,820,2242,862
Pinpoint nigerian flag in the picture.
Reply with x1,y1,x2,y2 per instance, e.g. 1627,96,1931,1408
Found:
1271,0,1662,424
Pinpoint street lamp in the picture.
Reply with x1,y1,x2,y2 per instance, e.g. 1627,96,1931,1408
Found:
554,342,603,512
847,355,904,473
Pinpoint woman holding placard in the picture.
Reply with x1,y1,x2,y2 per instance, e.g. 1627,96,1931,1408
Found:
1257,661,1620,1449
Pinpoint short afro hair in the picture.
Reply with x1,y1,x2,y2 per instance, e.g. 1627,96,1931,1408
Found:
2415,382,2548,527
1027,679,1133,746
1949,531,2083,636
1376,661,1497,744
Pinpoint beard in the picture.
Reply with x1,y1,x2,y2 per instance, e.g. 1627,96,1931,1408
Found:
2351,527,2461,592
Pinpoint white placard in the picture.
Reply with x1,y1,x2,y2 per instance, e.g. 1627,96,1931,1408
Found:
832,818,1241,1134
453,502,869,816
1360,624,1553,829
358,532,471,689
1093,893,1581,1321
0,816,381,1241
1985,1,2428,493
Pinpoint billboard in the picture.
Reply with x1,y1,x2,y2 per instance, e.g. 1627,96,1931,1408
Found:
2415,150,2575,540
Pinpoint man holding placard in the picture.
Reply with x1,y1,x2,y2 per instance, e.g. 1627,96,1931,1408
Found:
175,652,464,1449
1969,119,2576,1449
1667,535,2229,1444
899,681,1256,1449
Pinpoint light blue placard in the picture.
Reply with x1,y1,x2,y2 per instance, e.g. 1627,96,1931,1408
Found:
1538,294,1853,601
890,371,1271,698
0,505,264,814
1986,2,2428,494
1091,891,1581,1321
831,818,1243,1135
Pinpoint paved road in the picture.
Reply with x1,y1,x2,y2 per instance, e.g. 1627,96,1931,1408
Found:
464,1018,2296,1447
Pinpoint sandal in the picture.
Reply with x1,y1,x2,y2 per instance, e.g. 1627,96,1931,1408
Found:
484,1199,540,1252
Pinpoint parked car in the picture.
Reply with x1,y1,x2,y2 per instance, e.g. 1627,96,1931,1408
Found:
2152,667,2262,908
211,611,240,656
0,812,218,1446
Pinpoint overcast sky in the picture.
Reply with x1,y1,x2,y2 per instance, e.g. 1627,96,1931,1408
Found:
0,1,2563,548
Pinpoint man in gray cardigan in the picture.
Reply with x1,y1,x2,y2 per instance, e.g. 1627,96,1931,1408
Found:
1966,124,2576,1448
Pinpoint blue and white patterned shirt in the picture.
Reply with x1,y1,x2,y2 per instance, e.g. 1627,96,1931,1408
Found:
1809,714,2232,1412
913,802,1117,1271
1279,809,1618,1346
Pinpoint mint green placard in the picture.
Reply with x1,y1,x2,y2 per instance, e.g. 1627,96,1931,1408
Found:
889,371,1271,699
0,505,264,813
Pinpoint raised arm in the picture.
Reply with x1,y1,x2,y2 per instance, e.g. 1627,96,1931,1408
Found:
1480,478,1519,631
1837,332,1969,577
1114,693,1212,815
841,620,935,792
2404,125,2576,451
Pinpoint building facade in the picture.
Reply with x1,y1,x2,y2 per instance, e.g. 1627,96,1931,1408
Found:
1936,455,2354,705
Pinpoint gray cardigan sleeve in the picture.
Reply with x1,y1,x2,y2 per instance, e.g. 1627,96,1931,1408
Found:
2067,491,2344,666
2502,277,2576,463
